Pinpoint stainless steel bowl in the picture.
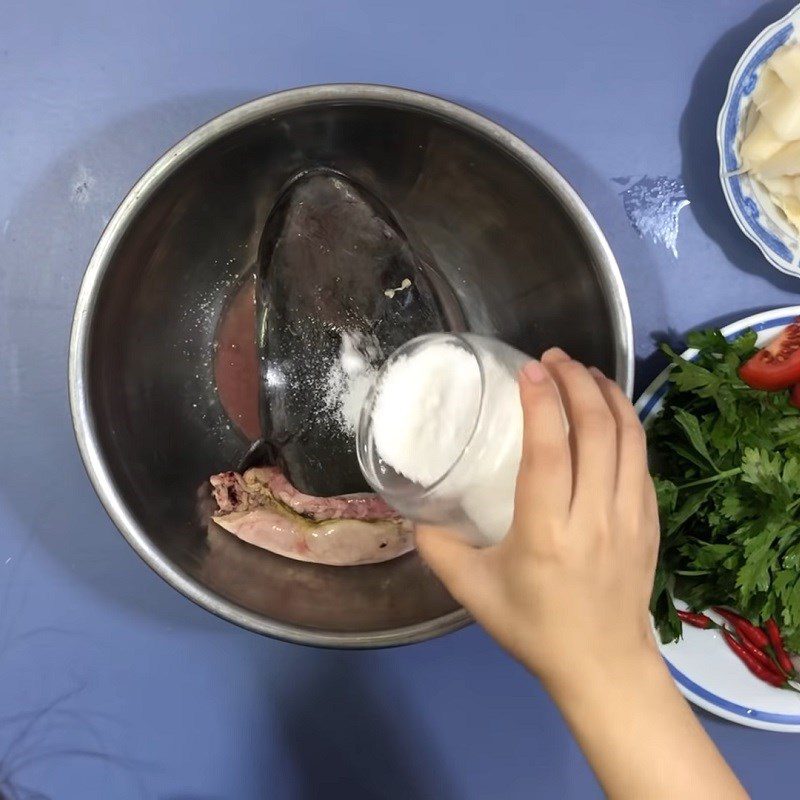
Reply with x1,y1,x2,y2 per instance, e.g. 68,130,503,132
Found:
69,85,633,647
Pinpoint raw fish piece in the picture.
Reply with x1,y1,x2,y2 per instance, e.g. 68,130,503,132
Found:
210,468,413,566
213,466,401,521
214,509,412,566
256,168,447,496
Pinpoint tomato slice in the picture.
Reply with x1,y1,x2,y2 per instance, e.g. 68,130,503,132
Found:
739,318,800,391
790,385,800,409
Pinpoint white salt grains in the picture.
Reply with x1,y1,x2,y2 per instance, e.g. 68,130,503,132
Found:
371,342,482,487
368,336,525,545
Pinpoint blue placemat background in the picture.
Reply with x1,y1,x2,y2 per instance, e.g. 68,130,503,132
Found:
1,1,799,797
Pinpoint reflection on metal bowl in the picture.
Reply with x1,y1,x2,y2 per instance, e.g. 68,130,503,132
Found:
69,85,632,647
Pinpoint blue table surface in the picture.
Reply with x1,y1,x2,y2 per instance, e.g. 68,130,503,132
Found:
2,1,800,797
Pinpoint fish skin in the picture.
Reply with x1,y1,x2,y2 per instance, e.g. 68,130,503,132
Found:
213,508,414,566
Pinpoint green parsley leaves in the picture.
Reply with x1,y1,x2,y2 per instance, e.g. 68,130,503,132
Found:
649,328,800,650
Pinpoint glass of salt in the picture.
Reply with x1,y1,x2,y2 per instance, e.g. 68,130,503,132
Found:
356,333,530,546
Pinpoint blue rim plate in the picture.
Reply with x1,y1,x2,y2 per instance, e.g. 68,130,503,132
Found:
636,306,800,732
717,4,800,277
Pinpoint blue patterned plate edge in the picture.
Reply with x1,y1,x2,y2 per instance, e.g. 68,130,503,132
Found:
717,5,800,277
637,306,800,732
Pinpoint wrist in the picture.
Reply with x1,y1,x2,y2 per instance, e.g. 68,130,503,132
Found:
537,640,745,800
541,639,668,709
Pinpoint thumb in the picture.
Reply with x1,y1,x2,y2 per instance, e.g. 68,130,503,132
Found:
416,524,495,613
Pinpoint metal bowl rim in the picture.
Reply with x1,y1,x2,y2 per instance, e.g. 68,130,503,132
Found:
68,83,633,647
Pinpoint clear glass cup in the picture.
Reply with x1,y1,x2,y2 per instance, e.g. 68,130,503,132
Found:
357,333,530,546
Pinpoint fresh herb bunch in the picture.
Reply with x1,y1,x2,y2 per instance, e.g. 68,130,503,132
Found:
649,328,800,651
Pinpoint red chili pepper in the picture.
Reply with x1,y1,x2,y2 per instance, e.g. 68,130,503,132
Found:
713,607,770,649
677,610,714,629
736,629,778,670
722,629,785,687
765,618,795,676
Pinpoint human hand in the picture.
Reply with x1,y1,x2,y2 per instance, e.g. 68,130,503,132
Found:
417,347,747,799
417,347,660,694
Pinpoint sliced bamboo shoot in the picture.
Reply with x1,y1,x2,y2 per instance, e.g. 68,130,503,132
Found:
757,140,800,179
740,113,784,170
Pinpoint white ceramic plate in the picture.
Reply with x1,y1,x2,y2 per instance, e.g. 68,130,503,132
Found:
637,306,800,732
718,3,800,277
